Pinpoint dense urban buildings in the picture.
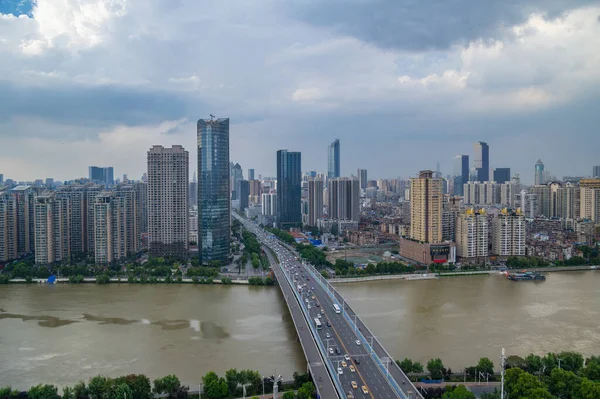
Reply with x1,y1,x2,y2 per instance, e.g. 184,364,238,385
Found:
88,166,114,188
409,170,443,243
473,141,489,183
147,145,189,259
327,139,340,179
276,150,302,229
198,118,231,264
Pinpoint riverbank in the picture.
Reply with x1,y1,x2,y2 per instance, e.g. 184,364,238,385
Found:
4,277,261,285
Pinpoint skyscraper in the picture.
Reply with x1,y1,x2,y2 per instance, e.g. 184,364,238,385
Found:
230,163,243,200
357,169,368,191
239,180,250,210
277,150,302,229
328,139,340,179
456,209,488,260
593,166,600,178
493,168,511,184
492,208,526,256
473,142,489,182
189,171,198,208
410,170,443,243
307,178,324,227
147,145,189,259
534,159,545,186
328,178,360,221
198,118,231,264
89,166,114,188
34,192,70,264
0,190,17,262
453,155,469,195
248,169,255,181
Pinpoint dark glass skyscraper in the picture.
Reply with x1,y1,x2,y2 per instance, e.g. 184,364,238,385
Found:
198,118,230,264
89,166,114,187
277,150,302,229
473,141,489,182
328,139,340,178
493,168,511,184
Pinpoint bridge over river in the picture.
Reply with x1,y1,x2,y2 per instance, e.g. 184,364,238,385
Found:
235,214,423,399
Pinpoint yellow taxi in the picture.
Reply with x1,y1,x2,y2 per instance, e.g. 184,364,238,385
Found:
349,365,356,373
351,381,358,389
361,386,369,395
341,361,347,367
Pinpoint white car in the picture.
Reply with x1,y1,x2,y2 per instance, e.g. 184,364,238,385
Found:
326,332,331,338
338,367,343,375
344,354,351,361
355,340,361,346
317,314,322,319
329,347,334,355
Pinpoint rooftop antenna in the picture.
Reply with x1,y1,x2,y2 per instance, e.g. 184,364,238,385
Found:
209,114,215,121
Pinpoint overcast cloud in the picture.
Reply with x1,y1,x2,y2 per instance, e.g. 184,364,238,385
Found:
0,0,599,183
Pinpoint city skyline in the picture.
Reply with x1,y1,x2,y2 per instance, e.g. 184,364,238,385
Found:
1,2,599,183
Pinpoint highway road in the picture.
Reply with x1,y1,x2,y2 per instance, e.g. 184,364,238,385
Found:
236,215,417,399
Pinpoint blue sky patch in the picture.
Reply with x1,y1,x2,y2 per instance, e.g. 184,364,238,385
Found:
0,0,33,17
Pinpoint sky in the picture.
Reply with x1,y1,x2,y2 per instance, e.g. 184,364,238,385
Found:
1,0,599,184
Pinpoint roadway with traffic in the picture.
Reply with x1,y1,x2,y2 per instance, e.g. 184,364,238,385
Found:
236,214,422,399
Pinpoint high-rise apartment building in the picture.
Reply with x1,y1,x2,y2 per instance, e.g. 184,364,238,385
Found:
556,184,580,220
328,139,340,179
34,192,70,264
277,150,302,229
493,168,511,184
579,178,600,222
410,170,443,243
198,118,230,264
530,185,551,217
89,166,114,188
473,142,489,182
307,178,324,227
249,180,262,204
57,186,87,254
86,185,103,254
0,190,17,262
357,169,368,191
328,178,360,222
262,193,277,216
492,208,526,256
11,185,34,256
463,181,500,205
147,145,189,259
456,209,489,260
534,159,545,186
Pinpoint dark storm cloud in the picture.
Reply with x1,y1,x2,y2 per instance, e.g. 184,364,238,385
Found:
0,81,192,131
286,0,597,51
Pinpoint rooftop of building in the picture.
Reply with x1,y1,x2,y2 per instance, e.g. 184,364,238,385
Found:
12,185,31,191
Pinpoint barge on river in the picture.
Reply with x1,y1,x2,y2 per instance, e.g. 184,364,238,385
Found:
507,271,546,281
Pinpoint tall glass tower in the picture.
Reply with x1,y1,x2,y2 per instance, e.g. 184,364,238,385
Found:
198,118,230,264
328,139,340,178
535,159,545,185
277,150,302,229
473,141,489,182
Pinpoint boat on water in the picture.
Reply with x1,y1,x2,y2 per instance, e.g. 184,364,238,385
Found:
507,271,546,281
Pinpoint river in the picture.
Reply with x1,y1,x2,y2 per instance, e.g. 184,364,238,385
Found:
1,271,599,389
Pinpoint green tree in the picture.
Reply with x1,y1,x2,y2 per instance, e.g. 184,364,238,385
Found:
110,384,132,399
582,356,600,380
548,368,581,399
398,358,413,373
442,385,476,399
62,386,75,399
524,353,544,375
153,375,181,395
297,382,315,399
479,390,501,399
224,369,239,395
72,382,88,399
282,392,295,399
427,358,445,380
477,357,494,376
0,387,20,399
112,375,151,399
505,368,553,399
580,378,600,399
202,372,227,399
28,384,60,399
88,376,110,399
412,362,424,373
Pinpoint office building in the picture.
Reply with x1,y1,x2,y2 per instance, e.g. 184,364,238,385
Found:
239,180,250,210
45,178,54,187
493,168,511,184
189,171,198,209
0,190,17,262
492,208,526,256
579,178,600,222
34,192,70,264
0,174,3,185
147,145,189,259
534,159,545,186
262,192,277,216
357,169,368,191
594,166,600,178
230,163,243,201
198,118,230,264
473,142,489,182
328,178,360,222
307,178,324,227
249,180,262,204
410,170,443,243
248,169,255,181
276,150,302,229
89,166,114,188
328,139,340,179
456,209,489,260
453,155,469,196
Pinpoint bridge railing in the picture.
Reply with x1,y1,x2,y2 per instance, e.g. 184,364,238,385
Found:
274,251,347,399
304,262,414,399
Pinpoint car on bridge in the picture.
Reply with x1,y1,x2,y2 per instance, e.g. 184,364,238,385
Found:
361,386,369,395
355,340,361,345
351,381,358,389
349,365,356,373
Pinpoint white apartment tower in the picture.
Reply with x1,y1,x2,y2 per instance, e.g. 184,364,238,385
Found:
147,145,189,259
492,208,526,256
34,192,70,264
456,209,489,260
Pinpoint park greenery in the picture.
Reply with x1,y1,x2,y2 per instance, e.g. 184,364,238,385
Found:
0,371,317,399
397,351,600,399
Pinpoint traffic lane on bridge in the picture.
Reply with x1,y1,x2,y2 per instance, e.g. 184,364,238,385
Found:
267,254,339,399
292,263,398,399
329,288,419,396
307,274,399,399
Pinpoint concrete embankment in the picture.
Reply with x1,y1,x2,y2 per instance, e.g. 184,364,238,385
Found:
8,277,251,284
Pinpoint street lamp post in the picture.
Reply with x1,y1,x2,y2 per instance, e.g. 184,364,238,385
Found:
262,377,265,398
198,383,202,399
